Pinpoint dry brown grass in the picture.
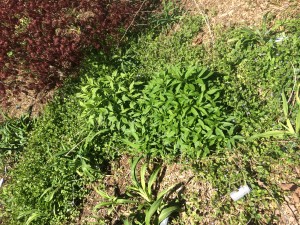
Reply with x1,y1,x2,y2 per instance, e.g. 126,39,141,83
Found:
181,0,300,46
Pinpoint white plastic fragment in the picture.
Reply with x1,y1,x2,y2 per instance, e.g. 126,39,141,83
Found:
274,35,287,43
230,184,251,201
160,217,169,225
0,178,4,188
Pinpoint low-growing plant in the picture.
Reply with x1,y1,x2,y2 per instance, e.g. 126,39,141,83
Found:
124,65,241,158
249,84,300,140
0,112,33,151
125,15,205,79
0,94,106,225
94,156,180,225
77,63,241,159
207,19,300,139
0,112,34,168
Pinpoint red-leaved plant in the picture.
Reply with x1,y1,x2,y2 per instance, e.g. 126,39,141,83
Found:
0,0,151,103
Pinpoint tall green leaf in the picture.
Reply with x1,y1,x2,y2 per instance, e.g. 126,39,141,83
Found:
145,198,163,225
158,206,179,223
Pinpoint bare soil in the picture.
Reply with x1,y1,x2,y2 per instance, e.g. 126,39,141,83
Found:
76,155,216,225
183,0,300,46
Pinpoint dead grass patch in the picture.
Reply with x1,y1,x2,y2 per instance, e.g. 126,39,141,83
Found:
181,0,300,46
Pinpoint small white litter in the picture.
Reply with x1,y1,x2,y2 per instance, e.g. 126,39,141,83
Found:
160,217,169,225
230,184,251,201
274,35,287,43
0,178,4,188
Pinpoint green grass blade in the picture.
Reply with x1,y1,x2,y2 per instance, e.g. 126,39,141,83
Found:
94,186,111,199
148,166,161,196
158,206,179,223
286,118,295,134
116,199,137,204
94,201,117,209
131,156,142,188
247,130,289,141
140,163,147,192
39,187,52,200
157,185,176,200
145,198,163,225
25,212,40,225
137,188,152,202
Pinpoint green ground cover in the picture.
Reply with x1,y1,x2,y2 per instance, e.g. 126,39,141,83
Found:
0,6,299,225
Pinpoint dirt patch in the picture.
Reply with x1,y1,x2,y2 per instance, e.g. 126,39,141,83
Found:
271,161,300,224
182,0,300,45
76,155,216,225
0,88,55,123
77,152,300,225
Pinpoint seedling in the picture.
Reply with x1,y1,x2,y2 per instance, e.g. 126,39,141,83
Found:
94,156,180,225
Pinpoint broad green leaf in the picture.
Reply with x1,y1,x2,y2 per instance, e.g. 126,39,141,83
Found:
122,139,141,149
215,127,225,137
26,212,40,225
198,67,208,77
142,106,152,115
141,116,147,125
122,95,130,102
286,119,295,134
221,122,234,127
199,107,208,116
158,206,179,223
129,81,135,93
232,135,244,140
148,166,161,196
175,83,182,94
206,88,219,95
184,66,195,79
157,184,176,200
145,198,163,225
131,157,142,188
191,107,199,116
121,117,129,124
129,122,139,141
